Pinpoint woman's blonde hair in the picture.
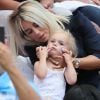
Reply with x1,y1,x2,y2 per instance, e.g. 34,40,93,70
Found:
9,0,69,56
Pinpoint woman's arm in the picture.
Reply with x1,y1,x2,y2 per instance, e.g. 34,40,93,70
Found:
0,42,40,100
78,55,100,70
69,10,100,70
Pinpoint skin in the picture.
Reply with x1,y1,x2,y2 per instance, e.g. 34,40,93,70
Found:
21,20,50,42
0,42,41,100
0,0,20,10
40,0,65,11
21,19,100,70
0,0,65,10
92,0,100,5
34,33,77,85
40,0,54,10
3,0,98,70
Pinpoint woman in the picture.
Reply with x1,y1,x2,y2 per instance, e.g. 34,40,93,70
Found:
9,0,100,87
0,0,100,99
9,1,68,57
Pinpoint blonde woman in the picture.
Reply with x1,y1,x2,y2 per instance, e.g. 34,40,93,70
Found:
0,0,100,99
9,0,100,88
9,0,68,57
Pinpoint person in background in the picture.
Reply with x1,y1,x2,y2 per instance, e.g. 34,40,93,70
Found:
9,0,100,89
0,42,41,100
0,0,19,10
34,30,77,100
0,0,63,10
92,0,100,5
64,84,100,100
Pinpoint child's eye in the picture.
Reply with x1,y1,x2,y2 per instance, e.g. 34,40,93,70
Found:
59,42,64,45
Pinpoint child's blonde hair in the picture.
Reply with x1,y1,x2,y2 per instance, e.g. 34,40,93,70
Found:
64,30,77,57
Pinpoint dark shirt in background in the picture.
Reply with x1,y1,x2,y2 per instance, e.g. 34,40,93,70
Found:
68,10,100,89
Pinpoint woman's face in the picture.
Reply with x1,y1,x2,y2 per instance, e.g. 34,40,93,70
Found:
21,20,50,42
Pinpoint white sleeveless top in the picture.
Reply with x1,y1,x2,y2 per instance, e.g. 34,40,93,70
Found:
34,68,66,100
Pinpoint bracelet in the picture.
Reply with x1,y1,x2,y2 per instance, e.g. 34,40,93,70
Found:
73,58,80,69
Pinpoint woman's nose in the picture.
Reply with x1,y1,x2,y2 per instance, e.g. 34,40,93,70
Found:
34,28,40,35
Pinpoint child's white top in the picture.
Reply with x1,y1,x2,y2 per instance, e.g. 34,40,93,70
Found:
34,68,66,100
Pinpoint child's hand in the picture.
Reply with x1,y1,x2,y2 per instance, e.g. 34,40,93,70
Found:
62,48,73,64
36,46,48,60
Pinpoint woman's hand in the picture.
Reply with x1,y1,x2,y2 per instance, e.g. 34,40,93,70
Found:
0,42,14,71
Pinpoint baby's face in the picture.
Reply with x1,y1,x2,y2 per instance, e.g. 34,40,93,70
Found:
47,33,69,56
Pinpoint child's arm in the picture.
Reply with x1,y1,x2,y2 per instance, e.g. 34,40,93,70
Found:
34,46,48,79
62,49,77,85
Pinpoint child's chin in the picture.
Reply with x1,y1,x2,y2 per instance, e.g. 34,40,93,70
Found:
49,51,62,56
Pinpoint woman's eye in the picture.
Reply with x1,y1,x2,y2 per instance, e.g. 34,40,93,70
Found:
32,23,39,28
25,29,33,35
51,40,55,43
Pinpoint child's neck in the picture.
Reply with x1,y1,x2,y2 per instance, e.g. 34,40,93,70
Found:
47,56,65,69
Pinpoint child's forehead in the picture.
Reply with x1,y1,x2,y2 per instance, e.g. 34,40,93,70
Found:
51,33,67,39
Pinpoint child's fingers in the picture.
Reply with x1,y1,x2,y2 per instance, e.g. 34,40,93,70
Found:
62,48,70,54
